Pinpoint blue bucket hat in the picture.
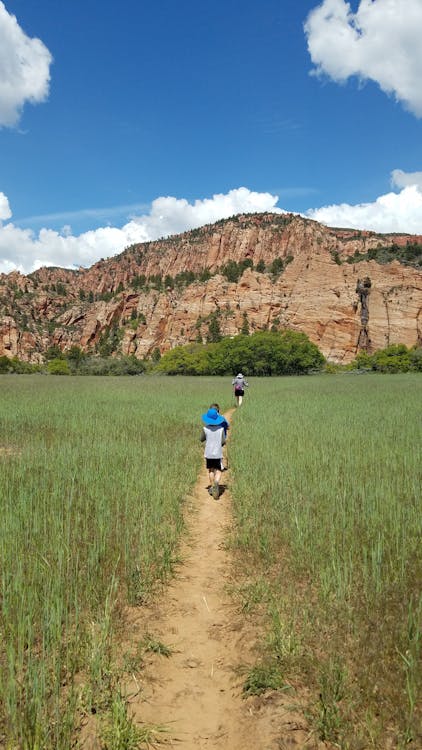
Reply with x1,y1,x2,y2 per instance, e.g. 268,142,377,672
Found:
202,408,226,426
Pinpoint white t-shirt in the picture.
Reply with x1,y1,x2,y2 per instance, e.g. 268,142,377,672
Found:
202,425,225,459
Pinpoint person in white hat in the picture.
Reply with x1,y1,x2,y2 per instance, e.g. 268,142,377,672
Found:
232,373,249,407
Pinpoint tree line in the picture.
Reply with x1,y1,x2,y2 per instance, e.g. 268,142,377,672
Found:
1,337,421,376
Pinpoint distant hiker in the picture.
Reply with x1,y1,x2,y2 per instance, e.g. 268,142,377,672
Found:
209,403,229,471
200,406,228,500
232,373,248,406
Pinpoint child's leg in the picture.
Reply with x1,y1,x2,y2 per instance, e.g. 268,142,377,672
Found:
212,468,222,498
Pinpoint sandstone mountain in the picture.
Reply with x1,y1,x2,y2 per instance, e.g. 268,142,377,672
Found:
1,212,421,364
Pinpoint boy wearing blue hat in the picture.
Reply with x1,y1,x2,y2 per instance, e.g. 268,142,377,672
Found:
200,406,229,500
209,403,229,471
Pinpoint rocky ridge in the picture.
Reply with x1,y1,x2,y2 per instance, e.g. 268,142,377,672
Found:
0,212,421,363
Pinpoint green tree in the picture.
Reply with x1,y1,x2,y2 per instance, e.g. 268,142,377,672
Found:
66,346,85,368
241,312,250,336
0,356,11,373
207,314,222,343
269,257,284,277
164,275,174,289
221,260,242,283
199,268,211,282
158,330,324,376
45,345,62,361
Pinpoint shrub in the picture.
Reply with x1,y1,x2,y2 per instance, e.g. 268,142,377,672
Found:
353,344,422,373
410,346,422,372
3,357,40,374
372,344,412,373
45,345,63,361
76,356,146,376
0,355,11,373
47,358,71,375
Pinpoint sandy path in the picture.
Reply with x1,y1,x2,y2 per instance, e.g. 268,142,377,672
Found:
130,410,265,748
123,409,324,749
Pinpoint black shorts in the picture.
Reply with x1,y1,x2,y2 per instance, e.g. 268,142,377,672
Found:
235,389,244,396
206,458,222,470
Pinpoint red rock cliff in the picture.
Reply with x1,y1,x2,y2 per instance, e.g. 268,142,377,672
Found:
0,213,421,363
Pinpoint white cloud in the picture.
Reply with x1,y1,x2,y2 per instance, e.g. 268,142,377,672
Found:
391,168,422,190
307,171,422,233
0,188,282,274
304,0,422,117
0,191,11,220
130,188,282,238
0,1,52,127
2,179,422,276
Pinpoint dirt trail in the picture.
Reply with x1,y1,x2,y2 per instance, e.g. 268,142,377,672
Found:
122,408,322,750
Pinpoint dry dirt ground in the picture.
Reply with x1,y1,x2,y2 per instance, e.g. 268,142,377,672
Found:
0,446,20,457
81,410,328,749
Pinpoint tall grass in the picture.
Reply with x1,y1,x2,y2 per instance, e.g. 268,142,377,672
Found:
229,374,422,747
0,375,230,748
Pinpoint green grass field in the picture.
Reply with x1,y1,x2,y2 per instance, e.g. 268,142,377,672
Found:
0,375,231,748
230,374,421,747
0,373,420,748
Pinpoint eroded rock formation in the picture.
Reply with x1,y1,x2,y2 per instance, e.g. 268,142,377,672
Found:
0,213,421,363
356,276,372,351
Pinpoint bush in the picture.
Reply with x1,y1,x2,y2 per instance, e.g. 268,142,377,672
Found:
372,344,412,373
65,346,85,368
0,355,11,373
353,344,422,373
76,356,146,376
410,346,422,372
47,358,71,375
0,356,39,374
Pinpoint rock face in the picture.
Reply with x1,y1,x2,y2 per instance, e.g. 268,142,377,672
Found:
0,213,421,363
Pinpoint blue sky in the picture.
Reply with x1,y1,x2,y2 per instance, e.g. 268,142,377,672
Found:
1,0,422,273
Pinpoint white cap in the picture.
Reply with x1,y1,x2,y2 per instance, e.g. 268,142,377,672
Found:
237,373,243,378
